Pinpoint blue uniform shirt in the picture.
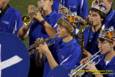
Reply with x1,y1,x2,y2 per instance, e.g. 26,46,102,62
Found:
29,11,61,45
84,26,100,54
28,11,61,77
97,56,115,77
43,38,82,77
0,5,23,34
53,0,88,18
52,0,59,12
103,10,115,29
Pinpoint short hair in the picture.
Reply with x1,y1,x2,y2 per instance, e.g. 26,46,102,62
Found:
90,8,106,19
57,17,74,33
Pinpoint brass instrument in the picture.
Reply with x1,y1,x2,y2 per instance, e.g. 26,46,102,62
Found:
22,4,44,27
69,51,101,77
28,35,57,54
69,26,106,77
59,2,87,26
22,16,31,26
22,5,38,26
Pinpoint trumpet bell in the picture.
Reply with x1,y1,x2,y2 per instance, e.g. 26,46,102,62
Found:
22,16,31,26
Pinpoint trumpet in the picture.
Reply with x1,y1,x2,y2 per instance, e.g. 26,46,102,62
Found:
22,4,44,29
69,51,101,77
22,5,38,27
28,35,57,54
22,16,32,26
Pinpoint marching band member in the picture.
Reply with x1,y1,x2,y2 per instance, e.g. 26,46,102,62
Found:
0,0,23,35
22,0,61,77
36,17,82,77
53,0,89,19
19,0,61,43
84,4,107,55
82,30,115,77
29,0,61,44
92,0,115,29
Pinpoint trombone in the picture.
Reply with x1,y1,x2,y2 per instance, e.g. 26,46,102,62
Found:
69,51,101,77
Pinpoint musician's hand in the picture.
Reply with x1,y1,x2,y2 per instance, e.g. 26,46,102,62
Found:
81,56,97,70
80,57,89,65
36,43,50,56
83,49,92,57
28,4,36,18
85,63,97,71
34,11,44,22
80,56,96,70
80,57,96,70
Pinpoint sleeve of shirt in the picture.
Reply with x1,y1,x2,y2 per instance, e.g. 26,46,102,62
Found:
11,11,23,35
60,45,82,70
79,0,89,19
15,11,23,34
104,10,115,29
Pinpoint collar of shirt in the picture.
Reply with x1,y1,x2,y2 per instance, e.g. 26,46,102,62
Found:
59,38,77,49
105,56,115,66
0,5,10,17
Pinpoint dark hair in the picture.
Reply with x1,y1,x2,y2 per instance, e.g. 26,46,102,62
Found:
98,37,113,44
90,8,106,19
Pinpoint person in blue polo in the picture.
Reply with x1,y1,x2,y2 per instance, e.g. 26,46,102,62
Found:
81,30,115,77
84,4,107,55
92,0,115,29
22,0,61,77
53,0,89,19
36,17,82,77
28,0,62,45
0,0,23,35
